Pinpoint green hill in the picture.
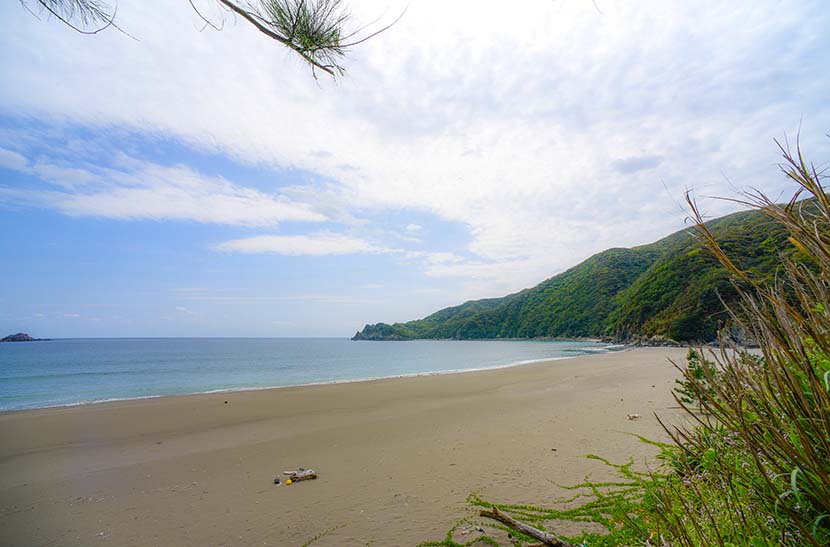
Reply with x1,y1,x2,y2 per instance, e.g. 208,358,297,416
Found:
353,208,791,343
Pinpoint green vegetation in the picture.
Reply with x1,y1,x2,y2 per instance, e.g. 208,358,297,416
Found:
672,348,720,409
418,142,830,547
355,207,791,343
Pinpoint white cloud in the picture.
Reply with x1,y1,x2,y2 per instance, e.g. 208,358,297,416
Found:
3,156,326,226
405,223,423,232
63,313,81,318
1,0,828,297
216,232,384,256
175,306,199,315
32,162,97,188
0,147,27,171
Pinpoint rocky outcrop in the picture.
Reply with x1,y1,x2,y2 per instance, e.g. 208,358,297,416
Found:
1,332,48,342
351,324,407,341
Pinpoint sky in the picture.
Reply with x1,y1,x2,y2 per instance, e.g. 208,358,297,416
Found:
0,0,828,338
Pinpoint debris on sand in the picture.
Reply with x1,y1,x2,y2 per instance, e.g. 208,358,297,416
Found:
276,467,317,485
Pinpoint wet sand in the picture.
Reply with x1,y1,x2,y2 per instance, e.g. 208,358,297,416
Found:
0,347,687,546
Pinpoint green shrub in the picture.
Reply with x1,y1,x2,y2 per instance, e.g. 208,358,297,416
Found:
672,348,719,408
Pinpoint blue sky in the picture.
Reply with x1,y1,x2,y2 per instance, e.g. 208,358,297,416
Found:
1,0,828,337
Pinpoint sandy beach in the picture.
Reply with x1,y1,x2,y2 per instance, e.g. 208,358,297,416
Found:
0,347,687,546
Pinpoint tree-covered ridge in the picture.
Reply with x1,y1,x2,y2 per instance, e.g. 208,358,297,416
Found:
353,208,793,343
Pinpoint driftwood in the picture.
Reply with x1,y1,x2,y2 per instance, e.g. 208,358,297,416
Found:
283,468,317,482
479,507,575,547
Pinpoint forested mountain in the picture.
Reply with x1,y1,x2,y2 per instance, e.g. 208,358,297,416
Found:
353,208,791,343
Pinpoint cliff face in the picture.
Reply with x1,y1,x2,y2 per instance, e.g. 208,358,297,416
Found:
353,208,790,343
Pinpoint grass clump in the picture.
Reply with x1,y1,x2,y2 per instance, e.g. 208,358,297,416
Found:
619,140,830,545
652,140,830,546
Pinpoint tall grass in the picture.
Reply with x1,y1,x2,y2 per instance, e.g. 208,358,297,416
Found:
648,140,830,546
426,140,830,547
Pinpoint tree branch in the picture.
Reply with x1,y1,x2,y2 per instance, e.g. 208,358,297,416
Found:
215,0,336,76
33,0,115,34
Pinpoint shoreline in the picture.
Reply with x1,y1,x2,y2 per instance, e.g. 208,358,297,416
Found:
0,346,687,546
0,344,628,414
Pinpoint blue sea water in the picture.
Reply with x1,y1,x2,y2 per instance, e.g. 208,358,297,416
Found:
0,338,621,411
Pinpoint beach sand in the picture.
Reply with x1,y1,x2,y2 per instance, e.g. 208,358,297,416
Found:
0,347,688,546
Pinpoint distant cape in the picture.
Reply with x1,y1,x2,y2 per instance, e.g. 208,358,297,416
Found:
353,206,790,344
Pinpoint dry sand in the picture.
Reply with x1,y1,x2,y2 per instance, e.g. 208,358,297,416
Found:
0,347,688,546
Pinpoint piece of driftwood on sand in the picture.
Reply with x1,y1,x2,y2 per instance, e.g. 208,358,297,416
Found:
283,469,317,482
479,507,575,547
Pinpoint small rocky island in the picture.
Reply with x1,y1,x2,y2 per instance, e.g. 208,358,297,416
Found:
1,332,48,342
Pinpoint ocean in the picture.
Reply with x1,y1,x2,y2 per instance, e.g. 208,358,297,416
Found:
0,338,621,411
